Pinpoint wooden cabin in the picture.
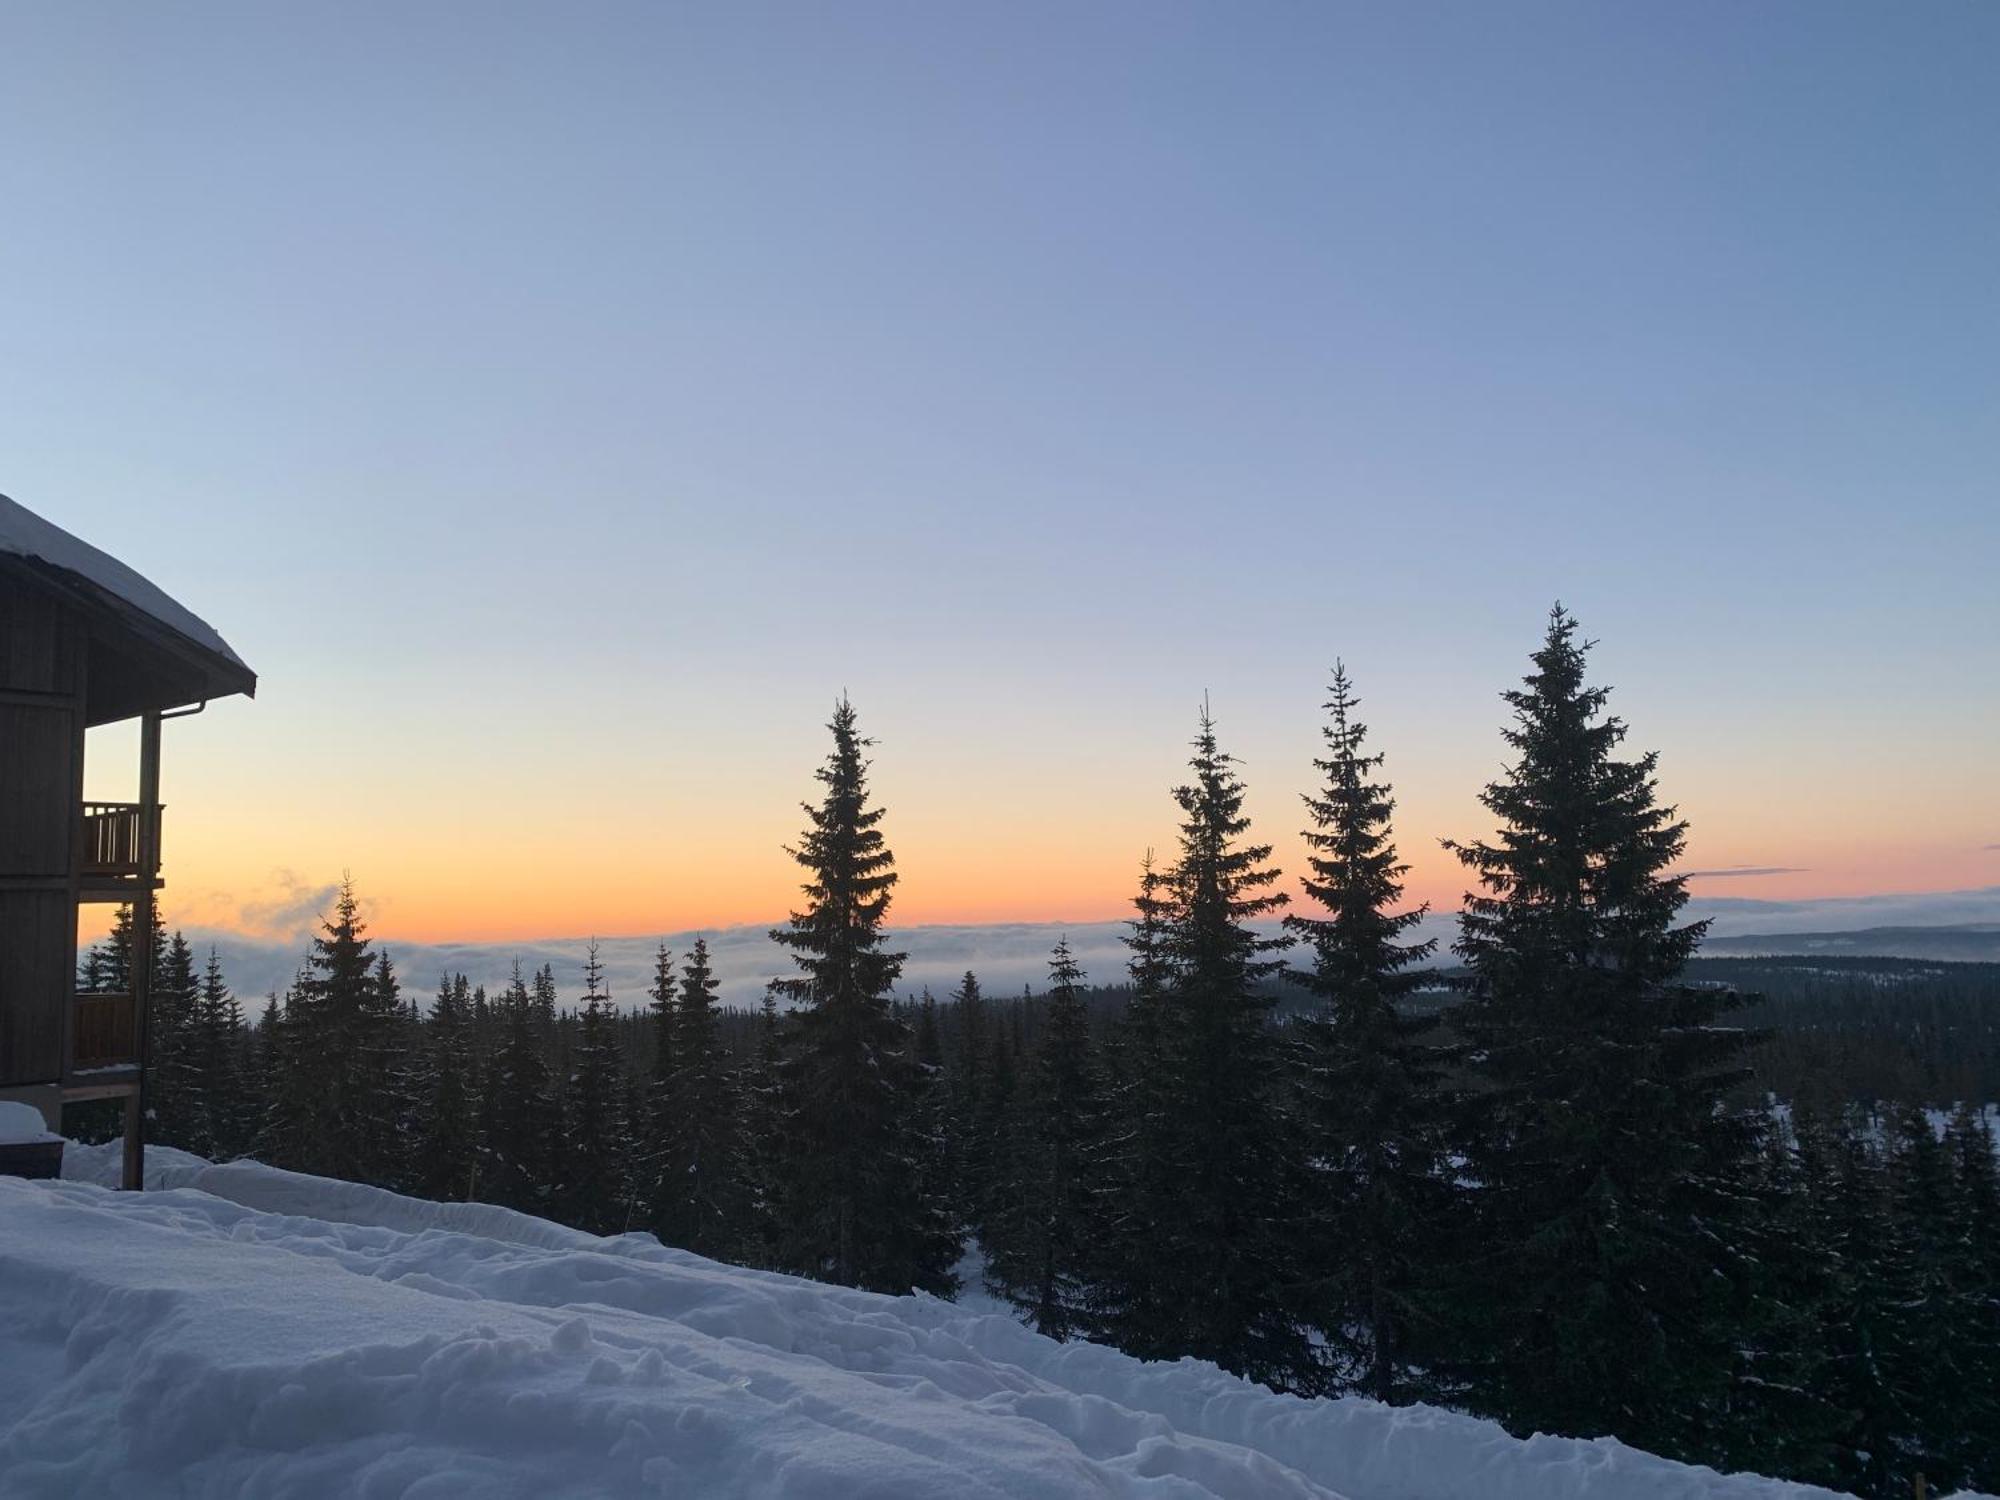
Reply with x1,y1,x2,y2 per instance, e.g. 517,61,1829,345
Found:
0,494,254,1187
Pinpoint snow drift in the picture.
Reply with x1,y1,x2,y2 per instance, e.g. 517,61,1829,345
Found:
0,1146,1856,1499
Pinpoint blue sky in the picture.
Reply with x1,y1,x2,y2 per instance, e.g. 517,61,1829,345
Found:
2,3,1994,940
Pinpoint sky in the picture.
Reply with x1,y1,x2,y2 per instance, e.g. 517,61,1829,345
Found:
2,3,1995,954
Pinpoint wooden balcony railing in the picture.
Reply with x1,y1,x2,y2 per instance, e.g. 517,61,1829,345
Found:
80,802,158,877
74,991,137,1071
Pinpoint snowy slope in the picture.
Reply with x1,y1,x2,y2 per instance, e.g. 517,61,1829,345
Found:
0,1148,1854,1500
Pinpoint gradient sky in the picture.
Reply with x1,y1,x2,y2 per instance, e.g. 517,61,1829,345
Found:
3,3,1995,947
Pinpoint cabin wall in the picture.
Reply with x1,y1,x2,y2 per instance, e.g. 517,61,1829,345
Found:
0,583,85,1087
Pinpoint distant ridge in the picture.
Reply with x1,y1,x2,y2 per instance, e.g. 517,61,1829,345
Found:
1702,923,2000,964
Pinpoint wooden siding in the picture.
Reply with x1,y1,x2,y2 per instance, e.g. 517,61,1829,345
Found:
0,580,84,1088
0,584,83,696
0,703,75,877
0,890,72,1085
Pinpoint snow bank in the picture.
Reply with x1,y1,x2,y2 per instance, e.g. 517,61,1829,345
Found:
0,1147,1859,1499
0,1103,60,1145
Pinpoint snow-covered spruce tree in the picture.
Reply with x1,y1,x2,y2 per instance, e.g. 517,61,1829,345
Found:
984,938,1105,1340
414,973,481,1201
1099,708,1311,1388
654,938,753,1258
1942,1103,2000,1494
769,698,959,1294
1443,607,1761,1461
1281,664,1450,1403
1881,1103,1990,1496
559,941,632,1234
1812,1109,1923,1498
1711,1108,1844,1488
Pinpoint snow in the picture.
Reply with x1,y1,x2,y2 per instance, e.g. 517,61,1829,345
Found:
0,1145,1875,1499
0,1102,60,1145
0,492,249,670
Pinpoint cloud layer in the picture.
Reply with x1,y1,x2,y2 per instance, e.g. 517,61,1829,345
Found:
173,886,2000,1012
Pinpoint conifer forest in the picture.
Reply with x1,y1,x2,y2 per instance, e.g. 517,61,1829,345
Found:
84,609,2000,1500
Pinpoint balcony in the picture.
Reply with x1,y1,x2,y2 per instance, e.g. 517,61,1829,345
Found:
73,990,137,1073
79,802,161,898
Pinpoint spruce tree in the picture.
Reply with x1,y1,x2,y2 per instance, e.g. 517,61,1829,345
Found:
370,949,419,1188
1444,607,1763,1458
1091,851,1176,1347
1943,1104,2000,1493
559,941,631,1233
743,982,787,1264
1282,664,1448,1402
1814,1109,1921,1497
480,963,562,1214
149,931,202,1149
254,881,405,1184
1714,1106,1844,1486
768,697,960,1294
985,938,1103,1340
414,974,481,1201
638,942,677,1211
946,970,989,1232
1098,707,1308,1387
654,938,752,1258
258,968,319,1172
187,948,252,1160
1884,1104,1984,1494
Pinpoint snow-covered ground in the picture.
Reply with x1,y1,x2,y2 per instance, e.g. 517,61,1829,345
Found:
0,1148,1863,1499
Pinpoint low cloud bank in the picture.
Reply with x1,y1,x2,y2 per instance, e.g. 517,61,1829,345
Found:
175,886,2000,1011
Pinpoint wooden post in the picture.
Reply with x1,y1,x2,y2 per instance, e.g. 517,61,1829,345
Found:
121,710,162,1192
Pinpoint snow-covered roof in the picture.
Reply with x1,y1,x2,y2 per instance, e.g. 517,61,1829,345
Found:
0,492,252,678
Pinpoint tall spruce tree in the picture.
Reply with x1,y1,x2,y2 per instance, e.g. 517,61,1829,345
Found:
638,943,677,1206
768,697,959,1294
1282,664,1448,1402
1098,706,1308,1387
984,938,1103,1340
560,941,631,1233
654,938,752,1257
1443,606,1762,1458
260,880,407,1184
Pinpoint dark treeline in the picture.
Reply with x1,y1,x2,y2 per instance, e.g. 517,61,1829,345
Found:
79,608,1999,1499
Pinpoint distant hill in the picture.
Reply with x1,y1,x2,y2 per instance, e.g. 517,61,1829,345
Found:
1702,923,2000,963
